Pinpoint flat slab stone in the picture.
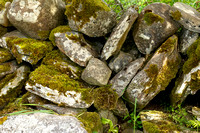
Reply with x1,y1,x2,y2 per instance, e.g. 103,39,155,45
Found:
0,113,88,133
101,6,138,60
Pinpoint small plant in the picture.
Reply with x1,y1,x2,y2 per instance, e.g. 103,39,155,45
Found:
101,117,119,133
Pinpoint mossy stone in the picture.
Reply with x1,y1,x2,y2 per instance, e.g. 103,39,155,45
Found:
188,70,200,92
0,63,11,74
143,12,164,26
0,25,7,37
37,31,50,40
170,10,182,21
0,0,12,11
0,48,14,64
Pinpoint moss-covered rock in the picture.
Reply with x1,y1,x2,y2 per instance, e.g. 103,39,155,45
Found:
0,25,7,37
65,0,116,37
143,12,164,26
170,10,182,21
0,0,12,11
0,48,14,64
0,60,19,79
6,38,54,65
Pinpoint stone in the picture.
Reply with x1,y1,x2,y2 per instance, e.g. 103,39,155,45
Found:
0,25,7,37
0,30,27,49
0,60,19,79
0,48,14,63
81,58,112,86
0,2,11,27
0,113,88,133
140,110,180,133
54,31,96,67
6,38,54,65
179,28,199,54
108,51,133,73
170,2,200,33
0,65,30,109
191,107,200,121
133,3,180,54
125,35,181,109
110,57,145,97
25,50,94,108
7,0,65,40
112,98,129,118
101,6,138,60
65,0,116,37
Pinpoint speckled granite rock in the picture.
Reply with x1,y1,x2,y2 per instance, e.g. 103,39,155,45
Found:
133,3,180,54
7,0,65,40
65,0,116,37
0,113,88,133
101,6,138,60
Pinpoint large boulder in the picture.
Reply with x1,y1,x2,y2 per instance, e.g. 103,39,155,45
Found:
7,0,65,40
65,0,116,37
133,3,180,54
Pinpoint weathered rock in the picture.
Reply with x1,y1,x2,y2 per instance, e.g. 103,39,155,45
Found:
108,51,133,73
101,6,138,60
133,3,180,54
65,0,116,37
0,113,88,133
179,28,199,54
0,48,14,63
0,1,11,27
7,0,65,40
110,57,145,97
125,35,181,109
191,107,200,121
0,60,19,79
140,110,180,133
112,98,129,118
6,38,54,65
54,31,96,67
27,93,86,115
81,58,111,86
0,25,7,37
0,30,27,49
0,65,30,109
26,50,94,108
170,2,200,33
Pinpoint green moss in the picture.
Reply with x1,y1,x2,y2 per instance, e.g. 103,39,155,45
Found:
65,0,111,29
158,36,177,53
142,121,160,133
37,30,50,40
28,64,93,104
183,38,200,74
0,63,11,74
0,0,12,11
143,12,164,26
77,112,102,133
170,10,182,21
0,25,7,37
0,48,14,63
188,70,200,92
6,38,54,65
93,85,118,110
49,25,71,46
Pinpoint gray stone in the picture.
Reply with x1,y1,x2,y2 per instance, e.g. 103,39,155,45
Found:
179,28,199,54
7,0,65,40
0,2,11,27
125,35,181,109
81,58,112,86
170,2,200,33
0,65,30,109
110,58,145,97
133,3,180,54
112,98,129,118
65,0,116,37
0,60,19,79
54,32,96,67
108,51,133,73
0,113,88,133
101,6,138,60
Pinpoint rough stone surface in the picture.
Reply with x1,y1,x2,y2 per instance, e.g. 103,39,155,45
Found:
112,98,129,118
0,113,88,133
0,2,11,27
170,2,200,33
65,0,116,37
54,32,96,67
125,35,181,109
179,28,199,54
110,58,145,97
0,65,30,109
81,58,112,86
133,3,180,54
0,60,19,79
108,51,133,73
7,0,65,40
101,6,138,60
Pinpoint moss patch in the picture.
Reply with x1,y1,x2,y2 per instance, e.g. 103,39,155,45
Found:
170,10,182,21
6,38,54,65
158,36,177,53
0,0,12,11
49,25,71,46
78,112,102,133
183,38,200,74
143,12,164,26
0,62,12,74
93,85,118,110
65,0,111,29
188,70,200,92
37,30,50,40
0,48,14,63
